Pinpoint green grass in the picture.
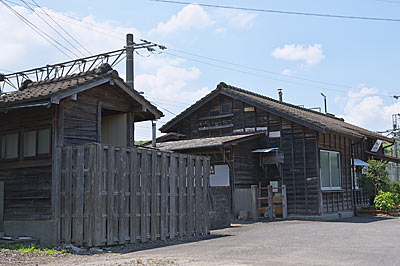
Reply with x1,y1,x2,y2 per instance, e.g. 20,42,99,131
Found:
0,244,66,255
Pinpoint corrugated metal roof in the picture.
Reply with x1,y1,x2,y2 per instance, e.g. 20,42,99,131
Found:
252,148,279,153
153,133,262,151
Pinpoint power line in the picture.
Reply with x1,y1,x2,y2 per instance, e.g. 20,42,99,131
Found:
376,0,400,3
4,0,125,40
150,0,400,22
149,101,177,115
29,0,92,55
163,51,348,92
169,48,354,90
0,0,74,59
163,51,397,97
19,0,85,57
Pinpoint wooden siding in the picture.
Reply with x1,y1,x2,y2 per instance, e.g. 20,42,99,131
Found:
164,94,323,215
62,84,139,146
318,132,354,214
55,144,210,246
0,107,53,220
170,95,270,139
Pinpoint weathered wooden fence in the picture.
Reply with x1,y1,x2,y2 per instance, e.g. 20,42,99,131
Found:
54,143,210,247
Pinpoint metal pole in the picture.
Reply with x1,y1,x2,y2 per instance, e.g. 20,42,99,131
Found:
350,140,357,216
152,120,156,148
126,34,134,89
321,93,327,114
395,138,399,182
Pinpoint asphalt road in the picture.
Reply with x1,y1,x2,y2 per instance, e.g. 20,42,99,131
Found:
53,215,400,266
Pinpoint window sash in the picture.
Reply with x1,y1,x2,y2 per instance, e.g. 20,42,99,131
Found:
5,133,19,160
320,150,341,190
24,130,37,158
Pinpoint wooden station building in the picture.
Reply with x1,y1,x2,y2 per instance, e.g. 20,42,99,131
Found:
156,82,395,225
0,64,163,243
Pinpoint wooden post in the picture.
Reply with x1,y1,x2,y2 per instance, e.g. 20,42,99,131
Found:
282,185,288,219
268,186,273,221
75,146,84,246
160,153,168,240
107,146,115,245
130,148,138,243
250,185,258,222
0,181,4,233
169,154,177,239
151,150,157,241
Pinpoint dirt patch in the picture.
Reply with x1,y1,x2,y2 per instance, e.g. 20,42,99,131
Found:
0,249,69,266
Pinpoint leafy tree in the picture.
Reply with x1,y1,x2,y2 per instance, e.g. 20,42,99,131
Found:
360,159,390,197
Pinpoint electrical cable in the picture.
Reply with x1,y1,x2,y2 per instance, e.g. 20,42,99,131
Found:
30,0,92,55
0,0,75,59
150,0,400,22
19,0,86,57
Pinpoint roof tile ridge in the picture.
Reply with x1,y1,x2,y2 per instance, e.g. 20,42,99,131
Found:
220,82,345,122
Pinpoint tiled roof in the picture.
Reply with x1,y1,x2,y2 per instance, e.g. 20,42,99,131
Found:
0,64,163,122
0,64,115,106
160,82,392,142
152,133,262,151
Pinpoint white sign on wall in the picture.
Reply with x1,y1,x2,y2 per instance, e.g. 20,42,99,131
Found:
210,165,230,187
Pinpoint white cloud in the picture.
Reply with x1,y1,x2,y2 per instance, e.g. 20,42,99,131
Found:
149,4,213,35
338,87,400,131
280,69,296,76
219,10,258,28
272,44,325,66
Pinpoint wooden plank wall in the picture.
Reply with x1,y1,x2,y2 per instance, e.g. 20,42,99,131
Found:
318,132,354,213
56,144,210,247
0,107,53,220
280,121,320,215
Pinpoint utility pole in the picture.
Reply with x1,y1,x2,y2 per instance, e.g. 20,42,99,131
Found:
126,33,134,90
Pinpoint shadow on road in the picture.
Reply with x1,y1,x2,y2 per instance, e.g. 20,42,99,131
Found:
325,215,395,223
107,234,232,254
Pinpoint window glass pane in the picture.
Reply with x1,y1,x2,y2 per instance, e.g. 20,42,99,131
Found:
320,151,330,187
330,153,341,187
37,128,50,155
6,133,18,159
24,130,36,157
0,135,5,159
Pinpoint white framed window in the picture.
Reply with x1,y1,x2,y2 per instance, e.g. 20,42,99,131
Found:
23,127,51,158
0,132,19,160
320,150,341,190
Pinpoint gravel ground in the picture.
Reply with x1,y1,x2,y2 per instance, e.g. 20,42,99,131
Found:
1,215,400,266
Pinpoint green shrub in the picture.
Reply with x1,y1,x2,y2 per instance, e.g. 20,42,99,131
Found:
374,191,397,211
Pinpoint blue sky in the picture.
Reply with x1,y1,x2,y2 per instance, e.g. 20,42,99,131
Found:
1,0,399,140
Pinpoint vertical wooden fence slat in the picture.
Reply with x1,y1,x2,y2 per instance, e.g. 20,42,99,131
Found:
94,144,103,246
195,157,202,235
140,150,147,242
160,152,167,240
75,146,84,246
130,148,138,243
107,146,115,245
178,155,185,239
187,156,194,237
119,147,127,244
169,155,177,239
54,147,62,244
151,150,157,241
203,158,210,235
64,146,73,244
86,145,95,247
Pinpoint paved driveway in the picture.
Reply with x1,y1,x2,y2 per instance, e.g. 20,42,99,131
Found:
54,216,400,266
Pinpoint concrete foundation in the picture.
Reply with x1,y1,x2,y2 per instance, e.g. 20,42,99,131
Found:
288,211,354,221
4,220,58,245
